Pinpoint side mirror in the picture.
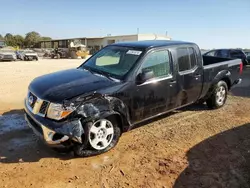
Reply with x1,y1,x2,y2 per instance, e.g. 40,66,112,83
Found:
136,69,154,84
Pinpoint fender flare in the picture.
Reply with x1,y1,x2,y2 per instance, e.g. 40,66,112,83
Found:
206,70,231,98
74,95,131,133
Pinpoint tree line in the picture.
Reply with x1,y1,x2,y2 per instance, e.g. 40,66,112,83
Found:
0,31,51,48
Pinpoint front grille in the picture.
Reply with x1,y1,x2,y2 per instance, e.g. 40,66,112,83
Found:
28,92,38,108
39,101,49,114
26,91,50,116
4,55,12,58
4,55,14,59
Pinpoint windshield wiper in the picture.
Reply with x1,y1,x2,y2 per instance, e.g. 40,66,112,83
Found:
82,66,95,75
82,66,114,81
95,69,114,81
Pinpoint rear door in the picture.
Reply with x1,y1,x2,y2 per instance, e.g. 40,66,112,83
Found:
175,46,203,106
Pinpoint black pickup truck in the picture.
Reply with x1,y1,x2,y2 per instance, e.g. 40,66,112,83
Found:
24,40,243,156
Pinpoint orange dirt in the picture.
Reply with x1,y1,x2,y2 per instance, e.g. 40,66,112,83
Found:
0,60,250,188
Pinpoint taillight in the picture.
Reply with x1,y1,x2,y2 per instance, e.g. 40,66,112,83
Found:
240,62,243,74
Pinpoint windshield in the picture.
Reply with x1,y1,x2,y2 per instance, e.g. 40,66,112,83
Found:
79,46,144,79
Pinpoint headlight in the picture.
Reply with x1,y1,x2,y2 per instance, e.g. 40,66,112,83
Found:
47,103,75,120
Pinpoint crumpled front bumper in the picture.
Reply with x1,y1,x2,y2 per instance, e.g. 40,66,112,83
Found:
24,99,84,147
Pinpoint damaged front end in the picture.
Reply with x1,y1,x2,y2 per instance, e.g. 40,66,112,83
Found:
24,108,84,148
24,92,130,149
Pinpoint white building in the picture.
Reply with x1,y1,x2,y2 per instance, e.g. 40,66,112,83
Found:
40,33,171,54
86,33,171,52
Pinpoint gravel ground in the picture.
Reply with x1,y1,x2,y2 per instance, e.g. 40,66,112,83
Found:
0,60,250,188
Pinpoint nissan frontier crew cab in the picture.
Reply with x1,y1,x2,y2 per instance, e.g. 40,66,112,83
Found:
24,40,243,157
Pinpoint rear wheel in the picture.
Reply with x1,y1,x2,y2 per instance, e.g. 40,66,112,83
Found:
73,117,121,157
206,80,228,109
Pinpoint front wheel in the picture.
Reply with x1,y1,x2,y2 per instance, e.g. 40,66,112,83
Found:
74,117,121,157
206,80,228,109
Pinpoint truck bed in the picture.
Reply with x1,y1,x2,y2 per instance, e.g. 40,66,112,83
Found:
199,55,242,100
202,55,240,66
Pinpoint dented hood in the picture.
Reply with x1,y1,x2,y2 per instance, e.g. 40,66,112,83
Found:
29,68,119,103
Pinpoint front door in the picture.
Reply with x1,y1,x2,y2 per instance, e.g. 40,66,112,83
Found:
175,46,203,106
131,49,178,123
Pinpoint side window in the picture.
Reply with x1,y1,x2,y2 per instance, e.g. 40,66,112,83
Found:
216,50,229,58
141,50,171,78
189,47,197,68
177,47,197,72
230,50,244,59
205,50,216,56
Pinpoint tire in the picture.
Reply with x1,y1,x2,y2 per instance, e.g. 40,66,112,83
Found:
206,80,228,109
73,116,121,157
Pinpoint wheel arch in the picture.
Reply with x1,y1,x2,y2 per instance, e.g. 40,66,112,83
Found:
99,111,128,132
204,74,230,100
213,70,232,89
74,94,131,133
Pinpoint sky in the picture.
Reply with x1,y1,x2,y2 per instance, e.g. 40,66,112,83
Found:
0,0,249,49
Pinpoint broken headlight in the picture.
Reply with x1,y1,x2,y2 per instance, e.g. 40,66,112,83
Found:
47,103,75,120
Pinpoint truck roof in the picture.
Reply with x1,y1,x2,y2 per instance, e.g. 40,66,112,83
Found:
110,40,196,49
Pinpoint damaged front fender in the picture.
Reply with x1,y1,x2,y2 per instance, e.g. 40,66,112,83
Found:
72,93,131,132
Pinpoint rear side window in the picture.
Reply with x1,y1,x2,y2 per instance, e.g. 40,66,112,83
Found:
230,50,244,59
177,47,197,72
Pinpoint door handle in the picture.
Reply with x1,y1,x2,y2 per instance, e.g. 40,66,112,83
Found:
169,80,176,87
194,74,201,80
169,80,176,84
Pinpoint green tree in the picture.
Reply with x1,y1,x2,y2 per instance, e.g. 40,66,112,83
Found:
24,31,41,47
0,34,4,40
4,33,14,46
40,36,52,41
14,35,24,47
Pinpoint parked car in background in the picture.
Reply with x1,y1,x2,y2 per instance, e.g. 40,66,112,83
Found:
203,49,249,66
0,50,17,61
16,50,39,61
24,40,243,157
244,51,250,57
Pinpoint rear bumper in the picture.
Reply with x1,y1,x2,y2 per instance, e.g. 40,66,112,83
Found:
24,99,84,147
233,78,242,85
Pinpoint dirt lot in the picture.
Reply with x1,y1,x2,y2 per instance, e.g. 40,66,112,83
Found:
1,59,250,188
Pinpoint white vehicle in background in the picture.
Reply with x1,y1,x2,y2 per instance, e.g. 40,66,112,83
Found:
16,49,39,61
0,50,17,61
